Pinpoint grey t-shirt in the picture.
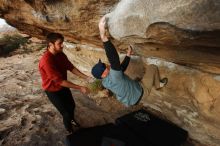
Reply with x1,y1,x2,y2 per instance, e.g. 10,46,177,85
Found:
102,68,143,106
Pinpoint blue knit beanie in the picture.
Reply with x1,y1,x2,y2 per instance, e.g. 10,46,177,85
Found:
91,59,106,79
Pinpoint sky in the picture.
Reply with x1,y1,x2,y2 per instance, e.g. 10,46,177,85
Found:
0,18,7,26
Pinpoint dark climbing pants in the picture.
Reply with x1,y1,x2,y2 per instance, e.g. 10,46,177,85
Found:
45,87,75,132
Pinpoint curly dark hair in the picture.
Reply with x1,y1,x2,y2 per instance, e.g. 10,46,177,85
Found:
46,33,64,44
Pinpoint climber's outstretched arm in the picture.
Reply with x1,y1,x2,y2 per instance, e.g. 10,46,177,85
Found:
99,16,121,71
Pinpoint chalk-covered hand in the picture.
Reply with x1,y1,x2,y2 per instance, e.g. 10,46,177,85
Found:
98,16,108,42
127,45,133,57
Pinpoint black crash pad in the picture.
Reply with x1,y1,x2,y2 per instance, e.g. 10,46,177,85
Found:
115,109,188,146
65,123,147,146
66,109,188,146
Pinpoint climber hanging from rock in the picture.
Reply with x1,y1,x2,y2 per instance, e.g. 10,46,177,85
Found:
91,16,168,106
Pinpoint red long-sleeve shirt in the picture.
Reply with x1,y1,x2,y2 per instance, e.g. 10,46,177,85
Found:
38,50,74,92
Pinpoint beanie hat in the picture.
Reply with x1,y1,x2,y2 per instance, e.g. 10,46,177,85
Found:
91,59,106,79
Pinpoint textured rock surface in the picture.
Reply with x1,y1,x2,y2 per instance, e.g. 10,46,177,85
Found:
0,0,220,73
108,0,220,37
0,0,119,45
1,0,220,146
